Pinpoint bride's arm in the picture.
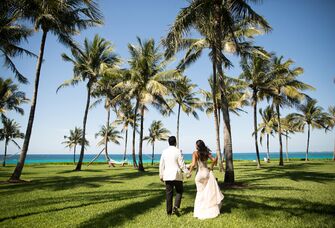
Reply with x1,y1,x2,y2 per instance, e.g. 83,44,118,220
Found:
188,152,197,174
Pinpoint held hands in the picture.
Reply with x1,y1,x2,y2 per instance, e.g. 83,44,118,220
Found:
186,172,192,179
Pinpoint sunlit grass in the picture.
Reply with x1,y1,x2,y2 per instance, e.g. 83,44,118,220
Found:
0,160,334,227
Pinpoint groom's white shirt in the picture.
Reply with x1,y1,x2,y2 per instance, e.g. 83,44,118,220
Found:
159,146,189,181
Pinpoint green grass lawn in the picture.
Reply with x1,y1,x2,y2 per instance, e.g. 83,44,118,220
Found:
0,160,334,228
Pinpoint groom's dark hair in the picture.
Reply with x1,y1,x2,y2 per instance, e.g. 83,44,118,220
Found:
168,136,177,146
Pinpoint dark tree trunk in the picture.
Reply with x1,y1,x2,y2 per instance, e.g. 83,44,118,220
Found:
75,82,92,171
285,132,289,161
138,105,145,171
266,134,270,161
151,143,155,166
73,145,77,164
276,104,284,166
10,31,48,181
3,139,8,167
176,103,181,148
104,106,111,162
211,49,223,173
123,129,128,161
253,92,261,168
306,124,310,161
132,100,139,168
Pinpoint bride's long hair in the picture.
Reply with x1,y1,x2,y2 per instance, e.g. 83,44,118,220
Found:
196,140,210,161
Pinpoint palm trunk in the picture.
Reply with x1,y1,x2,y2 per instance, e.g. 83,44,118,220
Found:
10,31,48,181
211,51,223,173
123,129,128,161
176,103,181,148
266,134,270,161
104,106,111,162
306,124,310,161
73,145,77,164
151,143,155,166
132,100,139,168
285,133,289,161
276,104,284,166
3,139,8,167
75,82,91,171
138,105,145,172
253,92,261,168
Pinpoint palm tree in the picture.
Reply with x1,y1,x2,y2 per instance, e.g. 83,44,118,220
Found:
90,52,122,162
240,53,272,168
116,37,177,172
95,124,122,149
257,106,276,162
327,106,335,161
114,102,139,162
0,117,24,166
57,35,116,171
10,0,102,181
0,1,35,84
164,0,271,183
0,78,28,117
62,127,88,164
288,99,330,161
143,120,170,165
168,76,202,148
270,56,313,166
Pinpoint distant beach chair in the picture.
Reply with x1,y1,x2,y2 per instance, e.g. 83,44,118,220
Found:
264,157,270,163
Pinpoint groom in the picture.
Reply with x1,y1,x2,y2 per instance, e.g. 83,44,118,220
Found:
159,136,189,215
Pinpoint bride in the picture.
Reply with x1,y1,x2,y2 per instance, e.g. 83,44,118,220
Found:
187,140,224,220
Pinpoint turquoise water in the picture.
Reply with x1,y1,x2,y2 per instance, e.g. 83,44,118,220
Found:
0,152,333,164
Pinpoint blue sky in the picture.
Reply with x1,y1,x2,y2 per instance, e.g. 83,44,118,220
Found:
2,0,335,155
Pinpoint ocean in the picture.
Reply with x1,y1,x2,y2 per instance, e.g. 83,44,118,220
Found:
0,152,333,164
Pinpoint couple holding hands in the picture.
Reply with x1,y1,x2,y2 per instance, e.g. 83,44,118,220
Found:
159,136,224,220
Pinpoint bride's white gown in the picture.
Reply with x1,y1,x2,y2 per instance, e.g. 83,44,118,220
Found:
193,159,224,220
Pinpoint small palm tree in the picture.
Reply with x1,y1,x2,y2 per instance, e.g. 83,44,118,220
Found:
288,99,330,161
0,78,28,117
257,106,276,162
10,0,102,181
281,115,303,161
0,117,24,167
58,35,116,171
167,76,202,148
95,124,122,149
114,102,139,162
62,127,88,164
143,120,170,165
0,1,35,83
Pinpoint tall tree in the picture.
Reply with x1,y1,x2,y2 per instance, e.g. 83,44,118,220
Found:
62,127,88,164
0,1,35,84
167,76,202,148
327,106,335,161
91,52,122,162
164,0,271,183
58,35,116,171
117,37,177,171
10,0,102,181
143,120,170,165
240,53,272,168
0,117,24,167
288,99,330,161
257,106,276,162
270,56,313,166
0,78,28,118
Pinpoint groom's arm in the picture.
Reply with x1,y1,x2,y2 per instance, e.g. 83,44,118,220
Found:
159,153,165,182
177,150,189,174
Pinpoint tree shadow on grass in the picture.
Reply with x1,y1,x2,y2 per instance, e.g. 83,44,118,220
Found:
0,189,163,223
78,193,164,228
